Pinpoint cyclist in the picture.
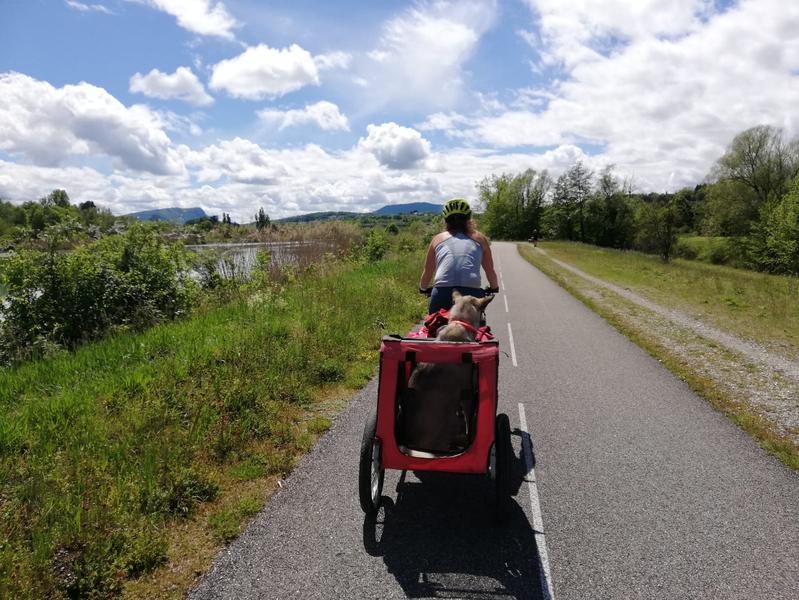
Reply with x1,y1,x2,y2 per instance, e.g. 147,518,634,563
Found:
419,198,499,314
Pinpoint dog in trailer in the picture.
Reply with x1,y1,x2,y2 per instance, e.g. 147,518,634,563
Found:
401,291,494,454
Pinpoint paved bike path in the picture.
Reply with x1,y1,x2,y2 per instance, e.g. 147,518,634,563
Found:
192,241,798,599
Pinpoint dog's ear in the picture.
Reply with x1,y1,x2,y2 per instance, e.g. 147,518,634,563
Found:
473,294,495,311
452,289,462,302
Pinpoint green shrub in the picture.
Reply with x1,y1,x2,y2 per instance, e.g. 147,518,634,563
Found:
674,239,699,260
363,230,388,261
0,223,196,364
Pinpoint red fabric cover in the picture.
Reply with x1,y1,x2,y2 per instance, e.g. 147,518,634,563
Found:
376,337,499,473
407,309,495,342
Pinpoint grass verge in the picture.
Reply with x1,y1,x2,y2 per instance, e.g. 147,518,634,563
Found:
530,241,799,360
519,243,798,472
0,251,425,599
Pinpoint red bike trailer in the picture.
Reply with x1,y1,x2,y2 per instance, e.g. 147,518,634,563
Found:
358,333,512,518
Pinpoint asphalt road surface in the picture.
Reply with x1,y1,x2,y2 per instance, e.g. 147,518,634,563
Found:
191,241,798,600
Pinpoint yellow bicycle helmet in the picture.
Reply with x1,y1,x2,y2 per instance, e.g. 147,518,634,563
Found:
442,198,471,219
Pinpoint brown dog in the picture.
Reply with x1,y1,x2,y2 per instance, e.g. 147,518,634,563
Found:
400,291,494,454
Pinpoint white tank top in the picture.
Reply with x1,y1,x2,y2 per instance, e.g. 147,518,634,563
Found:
433,234,482,287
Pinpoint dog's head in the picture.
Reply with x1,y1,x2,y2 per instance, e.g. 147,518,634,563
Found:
449,289,494,329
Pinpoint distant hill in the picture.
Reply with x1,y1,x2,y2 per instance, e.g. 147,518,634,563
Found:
275,211,359,223
125,207,207,224
276,202,442,223
373,202,442,215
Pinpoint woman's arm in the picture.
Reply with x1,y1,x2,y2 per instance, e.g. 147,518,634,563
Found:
419,238,437,289
477,233,498,289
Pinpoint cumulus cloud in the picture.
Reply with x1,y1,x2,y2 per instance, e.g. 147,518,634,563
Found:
442,0,799,190
361,0,497,110
258,101,349,131
209,44,320,100
140,0,238,40
359,123,431,169
0,72,182,175
0,135,590,222
524,0,706,68
185,137,289,185
129,66,213,106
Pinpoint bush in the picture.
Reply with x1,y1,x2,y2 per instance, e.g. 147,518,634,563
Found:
363,230,388,261
0,223,196,364
673,239,699,260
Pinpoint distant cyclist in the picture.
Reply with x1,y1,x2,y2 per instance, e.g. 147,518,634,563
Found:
419,198,499,314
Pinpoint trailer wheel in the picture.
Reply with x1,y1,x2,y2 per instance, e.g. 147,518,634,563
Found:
494,413,512,520
359,411,384,516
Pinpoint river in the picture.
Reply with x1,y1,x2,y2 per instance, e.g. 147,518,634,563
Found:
187,240,333,279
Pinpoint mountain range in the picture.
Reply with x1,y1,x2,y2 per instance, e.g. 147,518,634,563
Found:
125,203,443,225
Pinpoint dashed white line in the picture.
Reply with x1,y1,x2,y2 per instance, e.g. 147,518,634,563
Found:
507,322,518,367
503,294,509,313
518,403,556,600
501,275,506,292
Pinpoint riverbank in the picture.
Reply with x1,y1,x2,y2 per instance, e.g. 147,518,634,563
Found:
518,242,798,471
0,250,425,598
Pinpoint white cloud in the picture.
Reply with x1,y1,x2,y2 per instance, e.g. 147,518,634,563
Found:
0,72,183,175
416,111,470,133
258,101,349,131
0,132,592,223
209,44,320,100
524,0,706,68
140,0,237,40
185,137,288,185
130,66,213,106
65,1,112,14
314,51,352,71
358,123,431,169
361,0,497,110
444,0,799,190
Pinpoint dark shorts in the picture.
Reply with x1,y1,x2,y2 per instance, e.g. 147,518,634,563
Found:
428,286,485,314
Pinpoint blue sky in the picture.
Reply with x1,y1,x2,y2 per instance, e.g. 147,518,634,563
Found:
0,0,797,220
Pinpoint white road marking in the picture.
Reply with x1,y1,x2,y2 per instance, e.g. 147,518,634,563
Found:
501,275,506,292
518,403,556,600
503,295,509,313
507,323,518,367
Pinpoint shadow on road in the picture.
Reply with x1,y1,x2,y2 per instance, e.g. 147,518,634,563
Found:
362,433,545,599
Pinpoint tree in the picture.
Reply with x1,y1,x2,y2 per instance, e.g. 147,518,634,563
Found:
478,169,551,239
634,198,678,261
568,162,593,241
255,207,270,231
40,189,71,208
545,162,593,241
713,125,799,207
747,178,799,274
700,180,757,236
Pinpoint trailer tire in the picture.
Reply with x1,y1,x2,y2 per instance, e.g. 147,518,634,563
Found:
494,413,512,521
359,411,384,516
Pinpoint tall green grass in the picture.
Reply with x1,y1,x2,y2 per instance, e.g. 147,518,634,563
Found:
534,241,799,357
0,252,424,598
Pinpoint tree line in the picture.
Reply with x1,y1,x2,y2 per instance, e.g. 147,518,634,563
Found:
478,125,799,274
